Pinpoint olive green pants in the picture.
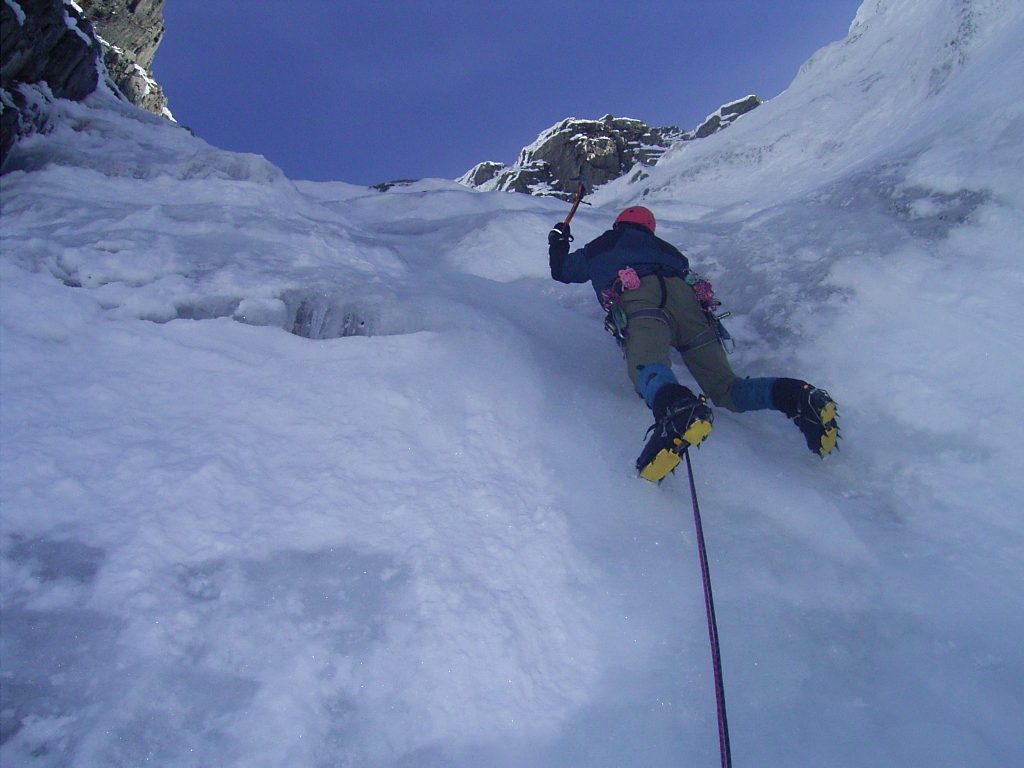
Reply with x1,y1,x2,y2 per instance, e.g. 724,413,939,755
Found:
620,274,740,411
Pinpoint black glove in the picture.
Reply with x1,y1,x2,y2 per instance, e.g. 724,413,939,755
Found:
548,222,572,245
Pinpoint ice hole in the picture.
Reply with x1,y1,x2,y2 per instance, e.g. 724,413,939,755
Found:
279,290,377,340
151,291,385,340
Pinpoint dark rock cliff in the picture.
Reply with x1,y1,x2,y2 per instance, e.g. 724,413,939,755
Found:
77,0,170,117
1,0,103,164
1,0,170,168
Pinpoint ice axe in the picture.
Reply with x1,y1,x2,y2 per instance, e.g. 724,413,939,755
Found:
562,181,588,227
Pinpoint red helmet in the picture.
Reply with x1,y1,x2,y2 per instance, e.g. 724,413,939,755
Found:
614,205,656,233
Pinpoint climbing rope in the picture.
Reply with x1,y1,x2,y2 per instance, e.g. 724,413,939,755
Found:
684,449,733,767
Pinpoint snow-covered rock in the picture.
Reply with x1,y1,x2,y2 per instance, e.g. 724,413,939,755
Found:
459,97,761,200
0,0,171,167
79,0,172,119
459,114,686,199
0,0,103,163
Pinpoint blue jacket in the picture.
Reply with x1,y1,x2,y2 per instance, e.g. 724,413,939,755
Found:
549,222,690,302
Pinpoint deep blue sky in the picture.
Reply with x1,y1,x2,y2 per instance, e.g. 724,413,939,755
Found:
153,1,862,185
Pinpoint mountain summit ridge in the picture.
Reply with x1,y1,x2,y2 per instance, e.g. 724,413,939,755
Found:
458,95,761,199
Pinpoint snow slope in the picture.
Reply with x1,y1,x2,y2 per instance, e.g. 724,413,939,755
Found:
2,1,1022,766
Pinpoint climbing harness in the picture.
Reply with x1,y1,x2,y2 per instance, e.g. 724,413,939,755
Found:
682,270,734,354
684,450,733,768
676,313,733,355
601,267,645,348
685,270,719,312
602,269,734,354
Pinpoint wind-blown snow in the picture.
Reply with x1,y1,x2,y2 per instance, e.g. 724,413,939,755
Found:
2,1,1022,766
4,0,26,26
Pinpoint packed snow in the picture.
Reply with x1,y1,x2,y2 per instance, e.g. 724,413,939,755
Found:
2,1,1022,766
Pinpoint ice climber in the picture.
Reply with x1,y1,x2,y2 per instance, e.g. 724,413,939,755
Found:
548,205,839,482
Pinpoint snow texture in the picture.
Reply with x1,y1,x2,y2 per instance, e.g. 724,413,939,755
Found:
2,1,1023,766
4,0,26,26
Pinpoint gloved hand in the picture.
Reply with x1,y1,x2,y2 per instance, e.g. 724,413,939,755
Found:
548,222,572,245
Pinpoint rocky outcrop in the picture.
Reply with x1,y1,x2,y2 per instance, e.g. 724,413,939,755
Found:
459,115,686,200
690,94,761,139
1,0,104,164
459,96,762,199
77,0,171,118
1,0,171,168
459,161,505,189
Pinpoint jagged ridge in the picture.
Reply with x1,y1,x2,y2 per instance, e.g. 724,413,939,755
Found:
458,95,761,200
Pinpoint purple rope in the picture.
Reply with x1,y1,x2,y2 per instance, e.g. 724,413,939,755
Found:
685,450,733,768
